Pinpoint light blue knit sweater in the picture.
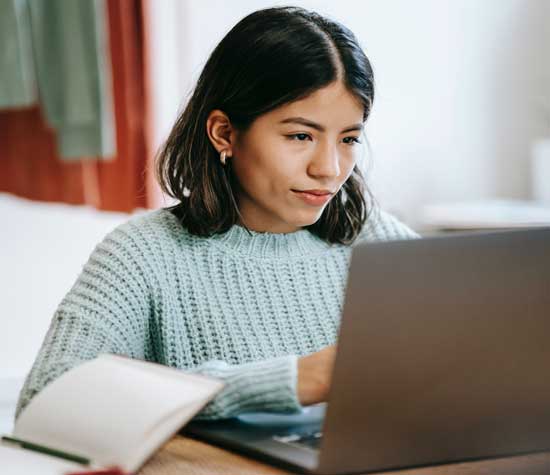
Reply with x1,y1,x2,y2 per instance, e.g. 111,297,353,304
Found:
15,207,419,422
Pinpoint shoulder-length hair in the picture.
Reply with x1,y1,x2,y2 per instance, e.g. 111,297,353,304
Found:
156,5,377,245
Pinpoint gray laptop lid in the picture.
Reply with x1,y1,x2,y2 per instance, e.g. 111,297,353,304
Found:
318,227,550,474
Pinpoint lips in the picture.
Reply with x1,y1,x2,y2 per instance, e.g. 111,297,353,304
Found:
292,189,334,206
294,189,334,196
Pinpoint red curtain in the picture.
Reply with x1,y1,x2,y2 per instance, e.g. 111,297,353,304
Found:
0,0,151,212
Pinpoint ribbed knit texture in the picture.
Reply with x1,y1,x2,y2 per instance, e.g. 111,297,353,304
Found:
15,207,419,422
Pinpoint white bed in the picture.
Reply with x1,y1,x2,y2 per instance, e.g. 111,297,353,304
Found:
0,192,139,432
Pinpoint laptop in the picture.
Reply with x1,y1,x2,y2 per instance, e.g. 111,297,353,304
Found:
183,227,550,474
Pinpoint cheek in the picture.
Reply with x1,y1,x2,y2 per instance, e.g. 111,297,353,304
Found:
233,154,293,197
252,156,300,193
340,154,358,180
234,162,264,196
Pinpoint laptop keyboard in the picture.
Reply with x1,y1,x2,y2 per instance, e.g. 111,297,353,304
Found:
273,430,323,450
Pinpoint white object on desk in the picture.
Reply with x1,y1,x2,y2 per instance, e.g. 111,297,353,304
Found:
420,199,550,230
0,444,83,475
4,354,224,474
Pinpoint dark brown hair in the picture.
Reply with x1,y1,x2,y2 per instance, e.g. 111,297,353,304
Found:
156,5,377,245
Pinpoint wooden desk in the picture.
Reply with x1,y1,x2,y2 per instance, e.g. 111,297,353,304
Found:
138,435,550,475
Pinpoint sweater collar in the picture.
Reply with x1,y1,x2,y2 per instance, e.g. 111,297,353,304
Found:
209,224,334,259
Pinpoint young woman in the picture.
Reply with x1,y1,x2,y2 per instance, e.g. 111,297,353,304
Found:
15,6,419,421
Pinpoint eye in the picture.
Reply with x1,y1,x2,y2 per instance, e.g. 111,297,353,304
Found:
285,134,362,145
286,133,312,142
343,136,362,146
286,133,311,141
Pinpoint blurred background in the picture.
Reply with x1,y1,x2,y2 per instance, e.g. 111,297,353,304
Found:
1,0,550,431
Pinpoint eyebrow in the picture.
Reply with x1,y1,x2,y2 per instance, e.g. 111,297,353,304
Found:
278,117,363,134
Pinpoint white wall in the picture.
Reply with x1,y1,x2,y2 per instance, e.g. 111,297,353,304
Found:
145,0,550,227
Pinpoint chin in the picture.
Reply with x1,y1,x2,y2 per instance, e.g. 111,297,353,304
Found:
288,209,325,228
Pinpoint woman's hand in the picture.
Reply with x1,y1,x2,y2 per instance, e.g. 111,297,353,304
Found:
296,345,337,406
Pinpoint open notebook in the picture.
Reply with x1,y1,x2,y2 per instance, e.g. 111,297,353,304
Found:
1,354,224,474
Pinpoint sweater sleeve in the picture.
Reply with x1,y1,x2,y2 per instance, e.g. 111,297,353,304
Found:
14,223,303,423
188,355,303,420
14,226,152,421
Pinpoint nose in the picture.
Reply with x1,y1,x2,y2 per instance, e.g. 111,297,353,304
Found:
307,143,340,179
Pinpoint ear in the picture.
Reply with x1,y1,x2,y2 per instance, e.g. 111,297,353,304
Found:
206,109,235,157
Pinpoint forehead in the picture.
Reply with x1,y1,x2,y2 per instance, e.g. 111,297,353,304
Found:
270,81,364,126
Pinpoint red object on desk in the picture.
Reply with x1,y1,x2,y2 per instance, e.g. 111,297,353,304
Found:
64,467,131,475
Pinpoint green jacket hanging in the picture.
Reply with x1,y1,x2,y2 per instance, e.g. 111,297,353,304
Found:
0,0,116,160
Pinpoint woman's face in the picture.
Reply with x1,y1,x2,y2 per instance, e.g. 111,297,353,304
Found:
215,80,365,233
